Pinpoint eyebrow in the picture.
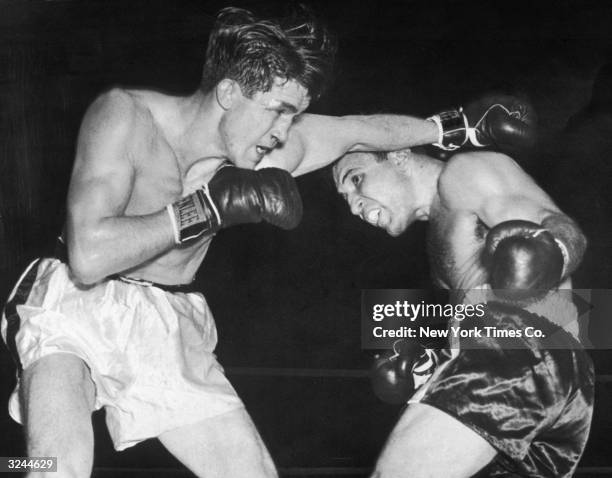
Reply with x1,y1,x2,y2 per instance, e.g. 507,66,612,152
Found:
275,101,299,114
339,167,354,186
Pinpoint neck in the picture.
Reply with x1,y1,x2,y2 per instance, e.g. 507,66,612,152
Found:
159,90,226,167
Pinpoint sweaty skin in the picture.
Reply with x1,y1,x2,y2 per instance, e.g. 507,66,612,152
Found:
428,153,565,290
334,150,587,478
40,72,438,477
335,150,576,291
67,80,311,285
67,82,439,286
69,89,227,285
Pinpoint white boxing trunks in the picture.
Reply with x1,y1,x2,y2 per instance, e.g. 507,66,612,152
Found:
1,257,244,450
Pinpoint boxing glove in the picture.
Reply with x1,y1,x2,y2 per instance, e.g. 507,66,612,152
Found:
484,220,566,301
167,166,303,243
429,94,536,152
370,340,437,405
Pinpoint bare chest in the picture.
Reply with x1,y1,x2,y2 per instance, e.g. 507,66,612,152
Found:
124,134,223,216
117,127,225,283
427,207,489,290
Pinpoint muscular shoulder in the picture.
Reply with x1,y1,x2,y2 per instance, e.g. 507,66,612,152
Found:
438,152,525,206
82,88,152,135
77,88,159,168
440,151,521,190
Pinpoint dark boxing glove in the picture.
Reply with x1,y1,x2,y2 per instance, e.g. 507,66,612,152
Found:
167,166,303,243
370,340,438,405
484,220,568,301
429,94,536,152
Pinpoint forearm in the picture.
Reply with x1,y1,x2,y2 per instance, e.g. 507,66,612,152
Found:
342,114,439,152
279,113,439,177
541,213,587,278
67,208,176,284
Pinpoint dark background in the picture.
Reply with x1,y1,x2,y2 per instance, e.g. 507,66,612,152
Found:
1,0,612,476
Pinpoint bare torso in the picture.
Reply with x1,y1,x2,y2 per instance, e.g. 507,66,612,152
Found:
122,155,222,285
425,152,565,292
422,152,584,345
427,196,489,291
77,89,228,285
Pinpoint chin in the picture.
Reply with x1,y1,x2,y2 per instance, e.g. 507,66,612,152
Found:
385,219,411,237
385,225,402,237
233,157,257,169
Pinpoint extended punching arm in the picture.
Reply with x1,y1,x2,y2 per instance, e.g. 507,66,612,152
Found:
429,94,536,153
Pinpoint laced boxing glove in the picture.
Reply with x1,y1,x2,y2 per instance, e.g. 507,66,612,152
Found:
167,166,303,243
428,94,536,152
484,220,568,302
370,339,438,405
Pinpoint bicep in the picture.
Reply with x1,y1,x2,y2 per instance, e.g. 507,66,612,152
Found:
68,157,134,227
67,95,136,231
479,194,559,229
256,128,308,174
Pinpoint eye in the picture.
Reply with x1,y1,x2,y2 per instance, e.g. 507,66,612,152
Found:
351,174,363,187
265,107,282,118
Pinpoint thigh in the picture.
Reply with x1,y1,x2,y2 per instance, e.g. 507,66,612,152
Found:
21,353,95,477
159,407,277,478
373,403,497,478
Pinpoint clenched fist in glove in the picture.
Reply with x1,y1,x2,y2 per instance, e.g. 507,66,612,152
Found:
370,340,438,405
429,94,536,153
484,220,567,302
167,165,303,244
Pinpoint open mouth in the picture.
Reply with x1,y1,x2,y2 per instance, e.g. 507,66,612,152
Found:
256,145,270,157
364,208,381,226
256,143,277,158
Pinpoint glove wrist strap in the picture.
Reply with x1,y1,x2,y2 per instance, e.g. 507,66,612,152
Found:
428,109,468,151
167,185,221,244
412,348,438,389
553,238,570,278
533,229,570,278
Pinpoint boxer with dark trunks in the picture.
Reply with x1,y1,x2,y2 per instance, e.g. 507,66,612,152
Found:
334,136,593,476
0,6,536,478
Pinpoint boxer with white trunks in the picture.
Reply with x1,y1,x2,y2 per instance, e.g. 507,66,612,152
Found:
2,6,538,478
3,250,241,451
334,137,593,477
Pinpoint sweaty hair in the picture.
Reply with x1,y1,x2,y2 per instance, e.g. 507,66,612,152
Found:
201,6,336,101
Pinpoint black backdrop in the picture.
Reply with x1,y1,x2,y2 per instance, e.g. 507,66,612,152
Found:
1,0,612,476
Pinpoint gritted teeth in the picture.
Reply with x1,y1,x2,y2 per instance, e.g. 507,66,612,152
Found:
366,209,381,225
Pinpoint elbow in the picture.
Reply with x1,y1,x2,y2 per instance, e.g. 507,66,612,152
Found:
66,236,108,285
68,251,105,285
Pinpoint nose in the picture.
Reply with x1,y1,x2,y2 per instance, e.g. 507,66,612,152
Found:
348,194,364,216
271,117,291,145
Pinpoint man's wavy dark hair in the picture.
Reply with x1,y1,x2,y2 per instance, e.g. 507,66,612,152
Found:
201,6,336,101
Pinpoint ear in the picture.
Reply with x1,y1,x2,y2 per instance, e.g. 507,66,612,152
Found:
215,79,238,110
